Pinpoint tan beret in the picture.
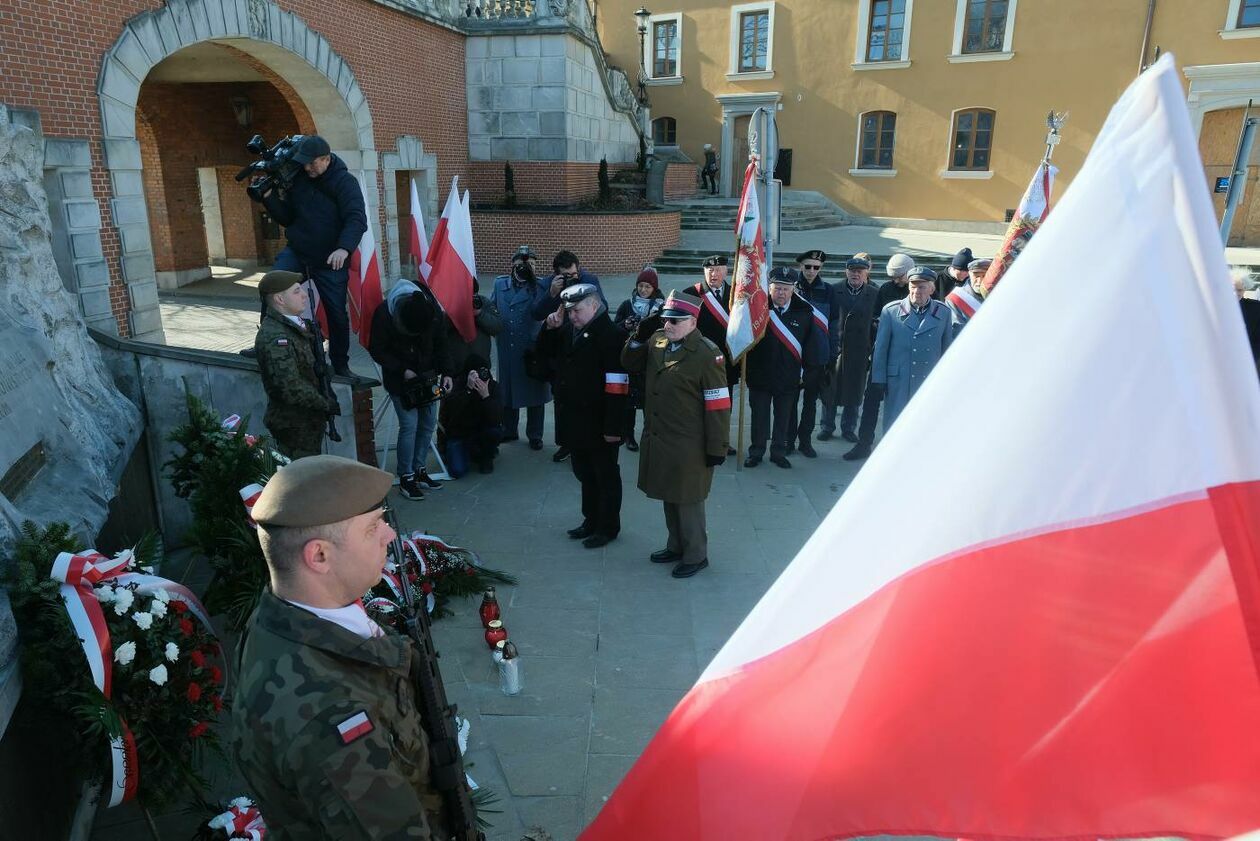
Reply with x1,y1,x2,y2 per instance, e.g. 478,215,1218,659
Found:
252,455,392,527
258,270,303,298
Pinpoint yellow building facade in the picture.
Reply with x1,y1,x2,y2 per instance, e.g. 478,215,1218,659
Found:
595,0,1260,243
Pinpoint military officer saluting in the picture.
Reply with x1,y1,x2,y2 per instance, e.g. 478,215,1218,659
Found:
254,270,334,459
867,266,954,439
746,267,825,469
233,455,451,839
622,290,731,579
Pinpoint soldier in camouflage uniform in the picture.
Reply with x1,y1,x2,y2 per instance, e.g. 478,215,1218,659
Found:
254,270,332,459
233,455,450,839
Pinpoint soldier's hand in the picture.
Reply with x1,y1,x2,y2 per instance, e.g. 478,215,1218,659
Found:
545,309,565,330
635,315,660,341
327,248,350,270
705,454,725,467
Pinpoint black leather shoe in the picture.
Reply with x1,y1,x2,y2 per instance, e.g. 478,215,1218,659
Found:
529,439,544,451
501,432,520,442
841,430,859,443
582,533,614,549
798,443,818,458
552,446,570,461
817,430,834,441
671,559,709,578
743,455,762,468
567,524,595,539
785,445,796,456
843,444,872,461
726,446,736,456
650,548,683,563
770,455,792,469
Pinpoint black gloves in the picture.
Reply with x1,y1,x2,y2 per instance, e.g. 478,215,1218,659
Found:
704,454,725,467
635,315,661,341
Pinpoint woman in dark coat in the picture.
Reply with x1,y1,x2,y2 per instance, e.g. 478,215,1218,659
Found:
613,267,666,450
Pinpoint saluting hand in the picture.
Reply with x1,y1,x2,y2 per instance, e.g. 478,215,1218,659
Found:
545,309,565,330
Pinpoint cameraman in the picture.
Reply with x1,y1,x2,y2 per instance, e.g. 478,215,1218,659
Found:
251,134,367,379
529,249,607,321
441,354,503,477
368,278,454,500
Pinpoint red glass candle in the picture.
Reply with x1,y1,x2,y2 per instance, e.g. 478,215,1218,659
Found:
478,587,501,628
484,619,507,649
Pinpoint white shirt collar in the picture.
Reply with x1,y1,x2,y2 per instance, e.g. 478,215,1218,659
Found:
286,599,384,639
285,314,306,329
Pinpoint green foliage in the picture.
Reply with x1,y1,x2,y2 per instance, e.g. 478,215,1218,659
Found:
504,161,517,209
598,157,611,201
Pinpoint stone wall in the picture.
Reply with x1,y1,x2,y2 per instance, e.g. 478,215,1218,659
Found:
466,31,639,165
471,208,679,273
467,160,636,205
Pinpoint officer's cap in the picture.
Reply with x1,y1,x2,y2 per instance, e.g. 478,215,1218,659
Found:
845,255,872,270
512,245,536,262
907,266,938,284
702,255,728,268
768,267,797,286
950,247,975,270
561,283,599,309
291,134,331,164
796,249,827,265
967,258,993,273
253,455,392,528
659,290,701,320
885,253,915,277
258,270,303,298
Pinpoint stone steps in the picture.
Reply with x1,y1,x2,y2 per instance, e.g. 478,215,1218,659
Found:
670,201,849,231
651,246,953,280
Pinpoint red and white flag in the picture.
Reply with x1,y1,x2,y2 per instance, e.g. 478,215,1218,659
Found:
582,54,1260,841
982,158,1057,297
348,174,384,349
409,177,431,282
425,176,477,341
726,160,769,361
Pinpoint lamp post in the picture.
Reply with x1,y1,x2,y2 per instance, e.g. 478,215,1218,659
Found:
634,6,651,105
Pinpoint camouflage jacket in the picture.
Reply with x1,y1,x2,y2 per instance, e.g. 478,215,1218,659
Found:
255,307,328,430
232,590,445,840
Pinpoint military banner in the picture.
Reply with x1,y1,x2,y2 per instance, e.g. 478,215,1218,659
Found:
726,160,769,361
981,159,1056,298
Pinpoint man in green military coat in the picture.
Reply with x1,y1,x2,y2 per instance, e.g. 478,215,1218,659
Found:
254,270,333,459
233,455,450,839
622,290,731,578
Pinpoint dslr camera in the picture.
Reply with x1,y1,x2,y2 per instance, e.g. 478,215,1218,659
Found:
235,134,307,201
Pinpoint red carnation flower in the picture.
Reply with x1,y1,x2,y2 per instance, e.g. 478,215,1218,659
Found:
188,722,209,739
421,581,433,595
179,617,194,636
190,650,206,668
209,666,223,685
186,682,202,703
171,600,188,615
211,694,223,712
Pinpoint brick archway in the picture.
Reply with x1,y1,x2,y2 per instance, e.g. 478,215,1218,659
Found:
97,0,376,341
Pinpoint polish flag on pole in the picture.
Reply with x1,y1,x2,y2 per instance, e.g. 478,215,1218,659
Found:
409,177,431,282
981,158,1057,297
726,159,769,361
348,174,384,349
582,54,1260,841
425,176,477,341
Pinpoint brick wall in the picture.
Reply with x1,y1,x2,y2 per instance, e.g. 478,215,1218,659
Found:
471,209,679,274
664,161,698,201
468,161,637,206
217,167,260,262
0,0,469,336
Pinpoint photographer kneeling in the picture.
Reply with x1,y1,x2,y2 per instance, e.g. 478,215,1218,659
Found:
251,134,368,379
441,355,504,477
368,279,453,500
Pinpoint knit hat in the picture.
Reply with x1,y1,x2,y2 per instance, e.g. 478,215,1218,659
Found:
636,266,660,292
950,247,975,271
885,253,915,277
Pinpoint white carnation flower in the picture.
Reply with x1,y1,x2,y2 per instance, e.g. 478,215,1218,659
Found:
164,642,179,662
151,588,170,604
113,548,134,566
148,664,168,686
112,589,134,616
95,586,115,604
229,796,253,810
140,565,155,574
132,611,153,630
150,599,167,618
208,812,234,830
114,641,136,666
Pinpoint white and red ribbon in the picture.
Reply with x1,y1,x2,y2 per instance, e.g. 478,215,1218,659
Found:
703,387,732,411
604,373,630,395
768,310,803,364
240,483,265,529
701,290,730,328
50,548,213,806
209,799,267,840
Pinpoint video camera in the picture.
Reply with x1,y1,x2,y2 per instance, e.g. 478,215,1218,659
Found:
235,133,307,201
400,371,449,410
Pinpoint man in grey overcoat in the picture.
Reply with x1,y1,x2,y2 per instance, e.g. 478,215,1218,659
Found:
869,266,953,436
492,246,552,448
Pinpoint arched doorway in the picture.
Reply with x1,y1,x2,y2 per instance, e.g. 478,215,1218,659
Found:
97,0,376,340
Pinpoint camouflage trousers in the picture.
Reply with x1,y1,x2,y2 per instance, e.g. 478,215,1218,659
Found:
269,420,326,460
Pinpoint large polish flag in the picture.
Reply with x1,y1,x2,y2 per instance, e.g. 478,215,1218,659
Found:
425,176,477,341
348,173,384,349
726,159,770,361
582,54,1260,841
409,177,431,282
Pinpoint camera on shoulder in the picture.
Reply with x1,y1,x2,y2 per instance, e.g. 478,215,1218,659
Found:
235,134,306,201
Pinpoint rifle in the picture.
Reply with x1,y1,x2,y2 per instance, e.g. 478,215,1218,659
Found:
303,279,343,443
384,506,484,841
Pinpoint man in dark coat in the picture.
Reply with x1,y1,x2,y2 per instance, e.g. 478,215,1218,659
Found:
687,254,742,388
254,135,367,378
530,249,607,321
937,247,973,301
787,249,840,458
491,246,552,448
622,291,730,579
441,353,503,477
820,254,880,443
844,253,914,461
747,268,824,469
538,284,630,548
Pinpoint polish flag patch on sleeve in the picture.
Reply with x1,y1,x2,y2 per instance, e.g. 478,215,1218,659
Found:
336,711,374,744
605,373,630,394
703,387,732,411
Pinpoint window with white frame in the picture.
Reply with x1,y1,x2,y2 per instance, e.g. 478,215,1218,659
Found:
853,0,915,67
728,2,776,77
643,12,682,79
1225,0,1260,35
950,0,1017,58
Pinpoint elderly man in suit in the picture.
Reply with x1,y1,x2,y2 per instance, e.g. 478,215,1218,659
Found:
865,267,954,444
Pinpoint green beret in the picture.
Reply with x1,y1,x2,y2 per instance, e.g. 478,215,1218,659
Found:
253,455,392,527
258,270,303,299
